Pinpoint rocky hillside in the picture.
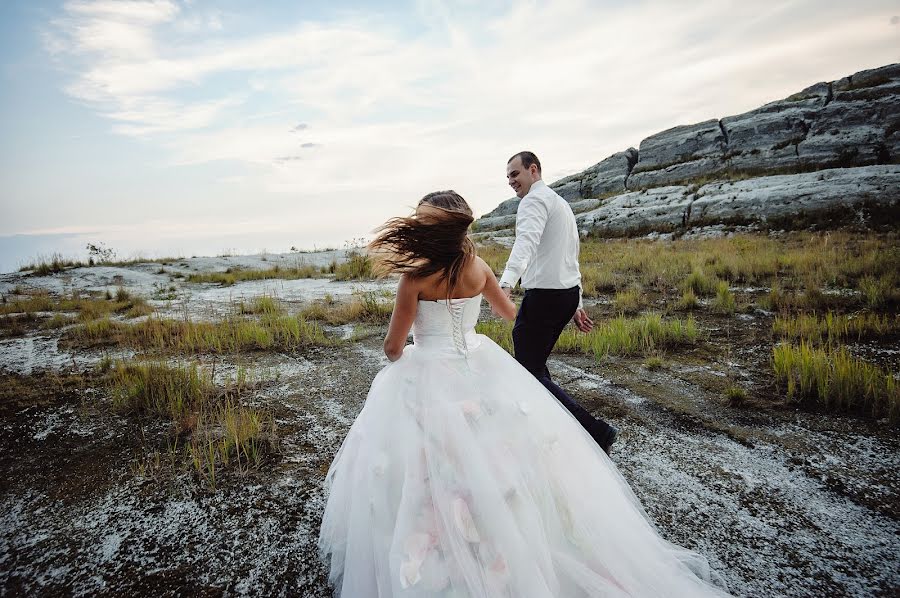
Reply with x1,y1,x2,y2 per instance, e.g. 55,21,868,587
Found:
478,63,900,237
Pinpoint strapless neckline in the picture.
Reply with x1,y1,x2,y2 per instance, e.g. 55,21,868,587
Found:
418,293,482,303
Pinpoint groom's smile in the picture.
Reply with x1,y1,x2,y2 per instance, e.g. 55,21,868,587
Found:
506,155,540,199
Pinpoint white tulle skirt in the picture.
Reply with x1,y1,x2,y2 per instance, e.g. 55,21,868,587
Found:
319,335,731,597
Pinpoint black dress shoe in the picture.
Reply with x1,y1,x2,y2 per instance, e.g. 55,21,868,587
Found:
602,426,619,456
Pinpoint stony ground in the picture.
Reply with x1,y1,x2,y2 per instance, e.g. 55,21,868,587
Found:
0,257,898,597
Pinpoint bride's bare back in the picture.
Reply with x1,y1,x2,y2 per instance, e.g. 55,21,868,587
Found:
382,255,516,361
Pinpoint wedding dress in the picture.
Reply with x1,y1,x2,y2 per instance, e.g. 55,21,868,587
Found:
319,295,730,597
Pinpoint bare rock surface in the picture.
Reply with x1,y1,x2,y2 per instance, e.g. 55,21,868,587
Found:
576,165,900,237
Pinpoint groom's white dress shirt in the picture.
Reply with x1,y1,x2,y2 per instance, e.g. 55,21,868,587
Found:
499,180,583,304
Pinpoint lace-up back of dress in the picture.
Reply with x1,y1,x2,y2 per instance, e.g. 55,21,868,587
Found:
412,295,482,354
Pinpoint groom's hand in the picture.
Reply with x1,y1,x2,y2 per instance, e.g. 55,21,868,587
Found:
501,286,513,299
573,308,594,333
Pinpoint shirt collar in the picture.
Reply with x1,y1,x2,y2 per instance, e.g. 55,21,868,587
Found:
527,179,547,195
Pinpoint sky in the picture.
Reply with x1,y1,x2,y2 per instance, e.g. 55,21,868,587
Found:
0,0,898,273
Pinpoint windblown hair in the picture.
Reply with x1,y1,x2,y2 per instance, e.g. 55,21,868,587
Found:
508,150,542,174
368,190,475,300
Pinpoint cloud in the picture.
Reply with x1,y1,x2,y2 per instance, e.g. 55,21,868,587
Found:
39,0,900,222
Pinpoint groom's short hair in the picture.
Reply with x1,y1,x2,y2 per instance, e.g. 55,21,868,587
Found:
508,151,541,174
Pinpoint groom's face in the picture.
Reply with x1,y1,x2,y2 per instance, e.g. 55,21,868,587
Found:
506,157,540,199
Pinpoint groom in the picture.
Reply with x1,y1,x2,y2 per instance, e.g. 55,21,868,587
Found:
499,151,619,454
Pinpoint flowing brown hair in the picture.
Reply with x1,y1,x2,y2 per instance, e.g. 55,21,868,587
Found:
368,190,476,300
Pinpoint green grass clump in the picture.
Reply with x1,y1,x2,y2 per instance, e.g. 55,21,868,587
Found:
556,313,700,358
106,361,276,489
773,342,899,423
330,250,374,281
711,281,736,314
613,286,644,314
69,314,330,354
108,361,212,419
724,384,748,406
676,288,699,311
238,295,284,316
644,355,664,370
858,274,897,308
680,269,719,297
773,312,899,344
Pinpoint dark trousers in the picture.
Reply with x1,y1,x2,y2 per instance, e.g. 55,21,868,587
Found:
513,287,616,448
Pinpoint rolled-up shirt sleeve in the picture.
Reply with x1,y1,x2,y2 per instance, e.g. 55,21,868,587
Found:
500,196,548,287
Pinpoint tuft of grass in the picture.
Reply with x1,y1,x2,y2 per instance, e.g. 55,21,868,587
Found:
106,361,277,489
711,281,736,314
238,295,284,316
20,253,86,275
556,313,699,358
189,263,325,285
773,342,899,423
613,286,644,314
676,288,699,311
644,355,664,370
680,268,719,297
858,275,896,308
108,361,211,419
300,291,392,325
330,250,374,281
69,313,330,354
0,290,153,322
773,312,899,344
724,384,748,406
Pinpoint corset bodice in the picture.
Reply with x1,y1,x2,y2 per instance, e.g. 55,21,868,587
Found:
412,294,483,355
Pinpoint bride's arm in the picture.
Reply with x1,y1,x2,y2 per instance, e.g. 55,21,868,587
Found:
383,274,419,361
479,258,517,321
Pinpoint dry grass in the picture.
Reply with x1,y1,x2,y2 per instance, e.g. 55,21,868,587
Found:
300,291,393,325
68,313,330,354
106,361,277,489
188,263,325,285
0,290,153,321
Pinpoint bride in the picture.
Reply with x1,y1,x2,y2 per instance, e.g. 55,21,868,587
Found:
318,191,731,597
